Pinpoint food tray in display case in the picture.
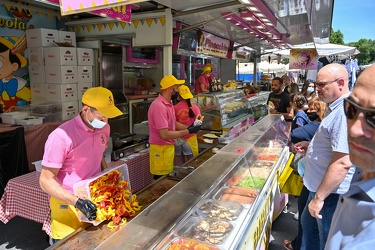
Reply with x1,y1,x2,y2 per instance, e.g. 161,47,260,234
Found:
174,217,236,247
247,92,269,121
196,90,250,131
193,199,244,221
162,237,221,250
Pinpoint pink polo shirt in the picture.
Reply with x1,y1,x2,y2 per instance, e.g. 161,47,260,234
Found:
148,94,175,145
42,114,109,194
174,101,200,140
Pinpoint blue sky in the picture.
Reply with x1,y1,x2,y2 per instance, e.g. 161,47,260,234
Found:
331,0,375,43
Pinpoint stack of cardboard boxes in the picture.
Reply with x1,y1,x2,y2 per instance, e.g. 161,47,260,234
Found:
26,28,94,122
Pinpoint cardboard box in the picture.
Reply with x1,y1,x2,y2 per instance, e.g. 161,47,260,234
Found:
77,66,92,83
58,31,76,46
29,64,45,82
45,83,77,102
45,65,77,84
44,47,77,66
76,48,94,65
61,100,79,120
27,47,44,66
26,28,58,47
30,82,45,100
77,82,92,99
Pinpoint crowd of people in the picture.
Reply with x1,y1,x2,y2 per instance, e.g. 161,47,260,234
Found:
268,63,375,250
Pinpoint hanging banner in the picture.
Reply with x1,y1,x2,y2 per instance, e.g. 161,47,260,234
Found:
289,48,318,70
196,30,230,58
59,0,147,16
91,5,131,23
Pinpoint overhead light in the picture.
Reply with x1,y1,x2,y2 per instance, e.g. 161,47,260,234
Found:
240,0,253,4
244,17,254,21
248,7,259,12
226,17,232,20
255,13,265,17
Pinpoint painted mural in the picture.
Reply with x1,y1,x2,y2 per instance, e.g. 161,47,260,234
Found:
0,2,64,112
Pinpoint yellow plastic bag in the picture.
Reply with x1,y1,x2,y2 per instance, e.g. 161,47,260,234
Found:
278,153,304,196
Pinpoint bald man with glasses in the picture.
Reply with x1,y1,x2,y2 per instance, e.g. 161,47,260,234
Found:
294,63,357,249
325,64,375,249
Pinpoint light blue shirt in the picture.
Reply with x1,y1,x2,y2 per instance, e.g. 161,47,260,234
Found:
325,176,375,250
303,92,355,194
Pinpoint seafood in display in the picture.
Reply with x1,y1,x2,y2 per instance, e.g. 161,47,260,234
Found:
195,201,241,221
185,220,233,245
168,238,220,250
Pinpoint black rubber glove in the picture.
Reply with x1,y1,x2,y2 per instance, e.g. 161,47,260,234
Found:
187,124,202,134
75,198,97,221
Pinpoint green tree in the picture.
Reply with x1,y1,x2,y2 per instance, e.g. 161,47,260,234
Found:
348,39,375,65
330,28,345,44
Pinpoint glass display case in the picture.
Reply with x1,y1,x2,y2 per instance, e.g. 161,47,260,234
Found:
196,90,251,131
95,115,290,250
247,91,271,122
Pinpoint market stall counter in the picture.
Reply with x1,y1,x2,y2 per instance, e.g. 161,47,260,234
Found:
49,115,289,250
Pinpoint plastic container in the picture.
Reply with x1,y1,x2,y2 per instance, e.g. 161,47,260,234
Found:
30,112,62,123
31,102,62,114
15,116,44,126
32,160,43,172
73,164,130,225
0,112,30,124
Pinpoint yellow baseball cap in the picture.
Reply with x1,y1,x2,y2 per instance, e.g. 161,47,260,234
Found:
202,66,211,74
82,87,123,118
160,75,185,90
178,85,193,99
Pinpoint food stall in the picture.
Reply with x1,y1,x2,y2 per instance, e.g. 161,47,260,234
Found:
48,114,290,250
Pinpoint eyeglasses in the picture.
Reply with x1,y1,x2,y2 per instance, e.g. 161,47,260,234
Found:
344,97,375,128
315,78,340,88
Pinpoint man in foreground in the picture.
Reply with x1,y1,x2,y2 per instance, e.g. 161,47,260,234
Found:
325,64,375,249
40,87,123,242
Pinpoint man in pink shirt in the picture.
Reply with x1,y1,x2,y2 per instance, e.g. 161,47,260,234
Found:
39,87,123,242
148,75,202,179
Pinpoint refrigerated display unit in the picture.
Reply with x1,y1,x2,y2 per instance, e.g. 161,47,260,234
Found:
95,115,290,250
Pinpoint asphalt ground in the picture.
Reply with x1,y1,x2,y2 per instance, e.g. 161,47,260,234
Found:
0,195,299,250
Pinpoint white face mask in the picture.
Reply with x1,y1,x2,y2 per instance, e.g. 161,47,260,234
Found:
86,110,107,129
307,87,315,93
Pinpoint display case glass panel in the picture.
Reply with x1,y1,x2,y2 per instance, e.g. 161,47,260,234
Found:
196,90,250,130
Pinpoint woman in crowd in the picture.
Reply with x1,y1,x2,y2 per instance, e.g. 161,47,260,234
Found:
290,93,309,132
301,80,317,106
284,97,327,250
174,85,201,166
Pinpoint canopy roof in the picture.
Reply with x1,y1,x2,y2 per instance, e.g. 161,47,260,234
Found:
262,43,360,60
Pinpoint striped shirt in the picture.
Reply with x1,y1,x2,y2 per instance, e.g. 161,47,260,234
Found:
303,92,356,194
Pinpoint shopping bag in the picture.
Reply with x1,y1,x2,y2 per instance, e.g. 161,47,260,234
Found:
290,152,304,172
278,154,304,196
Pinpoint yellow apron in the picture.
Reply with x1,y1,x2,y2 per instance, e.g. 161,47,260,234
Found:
50,197,84,240
149,144,174,175
186,134,199,157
